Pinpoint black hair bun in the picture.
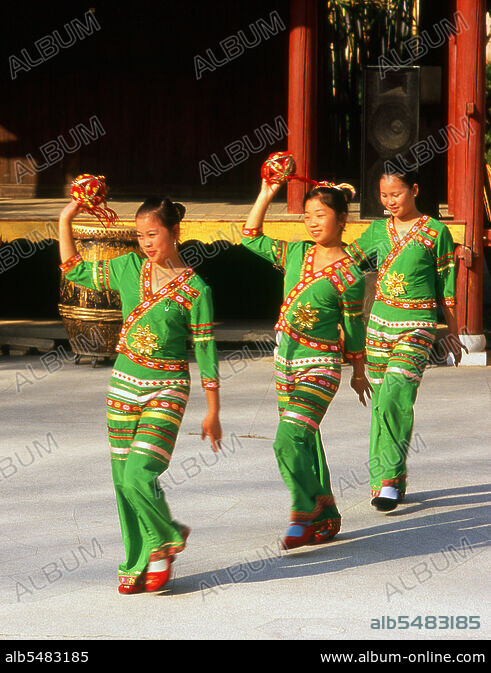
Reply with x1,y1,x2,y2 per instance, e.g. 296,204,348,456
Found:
173,202,186,222
341,186,355,204
159,198,185,223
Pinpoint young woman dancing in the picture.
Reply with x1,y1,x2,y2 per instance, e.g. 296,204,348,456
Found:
242,179,371,550
59,196,222,593
346,169,465,512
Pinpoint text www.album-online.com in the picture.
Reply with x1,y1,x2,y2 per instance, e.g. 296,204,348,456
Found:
319,652,486,664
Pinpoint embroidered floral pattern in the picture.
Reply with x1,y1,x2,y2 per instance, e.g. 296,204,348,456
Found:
130,324,160,357
384,271,408,298
291,301,320,331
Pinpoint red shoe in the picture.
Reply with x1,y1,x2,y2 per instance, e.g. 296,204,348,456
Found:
282,521,314,550
309,519,341,545
118,577,145,595
145,556,173,592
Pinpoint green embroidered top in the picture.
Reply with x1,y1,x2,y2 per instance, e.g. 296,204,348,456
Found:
61,252,219,388
345,215,455,323
241,226,366,364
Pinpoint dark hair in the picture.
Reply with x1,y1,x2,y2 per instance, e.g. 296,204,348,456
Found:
135,197,186,230
380,167,419,189
303,186,353,218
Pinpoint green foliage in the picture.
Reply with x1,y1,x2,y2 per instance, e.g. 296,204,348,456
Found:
325,0,416,67
319,0,416,170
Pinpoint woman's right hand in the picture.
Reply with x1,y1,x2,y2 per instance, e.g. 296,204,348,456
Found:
59,200,84,222
259,178,284,202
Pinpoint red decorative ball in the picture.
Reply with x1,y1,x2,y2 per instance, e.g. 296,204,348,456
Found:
70,174,107,209
70,173,118,227
261,151,296,184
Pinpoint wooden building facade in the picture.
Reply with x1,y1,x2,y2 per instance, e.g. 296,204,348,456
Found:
0,0,488,350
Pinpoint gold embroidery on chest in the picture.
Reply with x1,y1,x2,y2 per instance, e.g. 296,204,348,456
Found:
384,271,408,298
131,324,160,356
291,302,320,331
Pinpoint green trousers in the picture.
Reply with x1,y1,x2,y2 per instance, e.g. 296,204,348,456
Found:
366,320,436,498
107,370,190,585
111,455,188,585
273,360,341,534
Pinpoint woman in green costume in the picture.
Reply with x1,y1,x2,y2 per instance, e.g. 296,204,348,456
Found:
346,169,466,512
59,197,222,593
242,179,371,549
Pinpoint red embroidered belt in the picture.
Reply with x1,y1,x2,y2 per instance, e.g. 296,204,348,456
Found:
274,319,341,353
116,342,189,371
374,293,438,310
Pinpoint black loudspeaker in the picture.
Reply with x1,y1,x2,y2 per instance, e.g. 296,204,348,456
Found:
361,66,420,219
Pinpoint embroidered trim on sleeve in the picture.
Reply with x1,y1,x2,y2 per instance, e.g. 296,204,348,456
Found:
346,240,368,266
242,227,262,239
190,322,215,343
271,239,288,269
339,299,364,319
59,253,83,273
92,260,111,291
436,252,455,275
201,377,220,390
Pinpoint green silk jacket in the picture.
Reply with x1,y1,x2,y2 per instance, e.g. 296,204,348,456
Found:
61,252,219,388
346,215,456,323
241,226,366,363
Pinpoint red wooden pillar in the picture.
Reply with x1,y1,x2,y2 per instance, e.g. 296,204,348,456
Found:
452,0,485,343
447,0,457,216
287,0,318,213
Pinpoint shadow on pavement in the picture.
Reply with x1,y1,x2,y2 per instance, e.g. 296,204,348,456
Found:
164,483,491,597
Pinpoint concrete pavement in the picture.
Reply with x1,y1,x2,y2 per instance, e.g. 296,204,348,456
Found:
0,351,489,641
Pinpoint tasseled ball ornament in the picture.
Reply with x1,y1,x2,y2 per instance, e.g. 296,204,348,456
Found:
261,151,319,187
261,151,297,184
70,174,119,227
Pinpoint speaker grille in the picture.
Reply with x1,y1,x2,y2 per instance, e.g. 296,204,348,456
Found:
361,66,420,219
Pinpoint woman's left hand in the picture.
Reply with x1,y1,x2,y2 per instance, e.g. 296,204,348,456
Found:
441,308,469,367
443,333,468,366
201,413,222,452
351,375,372,407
